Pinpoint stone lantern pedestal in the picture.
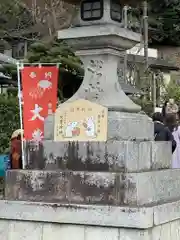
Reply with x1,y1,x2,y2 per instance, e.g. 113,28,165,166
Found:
3,0,180,240
56,16,153,140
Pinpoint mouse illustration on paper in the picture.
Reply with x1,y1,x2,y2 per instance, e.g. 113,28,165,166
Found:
83,116,96,137
65,121,78,137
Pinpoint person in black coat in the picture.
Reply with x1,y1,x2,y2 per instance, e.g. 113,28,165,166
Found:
161,101,168,119
152,112,176,153
165,113,178,133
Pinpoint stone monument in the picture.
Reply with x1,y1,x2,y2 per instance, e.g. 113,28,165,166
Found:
3,0,180,240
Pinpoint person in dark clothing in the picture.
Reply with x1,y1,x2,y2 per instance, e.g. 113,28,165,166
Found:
177,105,180,122
162,101,168,119
165,113,177,133
152,112,176,153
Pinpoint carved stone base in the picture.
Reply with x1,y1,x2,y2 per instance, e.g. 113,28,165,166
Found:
5,168,180,206
6,140,173,206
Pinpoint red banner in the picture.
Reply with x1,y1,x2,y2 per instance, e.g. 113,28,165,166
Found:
21,66,58,141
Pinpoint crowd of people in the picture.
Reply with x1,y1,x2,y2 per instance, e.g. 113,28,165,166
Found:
153,98,180,168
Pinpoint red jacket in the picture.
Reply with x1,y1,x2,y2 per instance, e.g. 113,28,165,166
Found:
10,138,22,169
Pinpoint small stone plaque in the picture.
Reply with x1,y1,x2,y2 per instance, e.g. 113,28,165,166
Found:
54,99,107,141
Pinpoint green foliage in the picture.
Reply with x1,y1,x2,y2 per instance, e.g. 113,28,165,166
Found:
26,39,83,75
0,95,19,154
0,37,84,101
0,63,18,96
162,81,180,103
0,64,17,81
148,0,180,46
129,0,180,46
26,38,83,101
0,38,83,152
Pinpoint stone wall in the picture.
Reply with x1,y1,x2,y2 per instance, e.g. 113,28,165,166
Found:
0,200,180,240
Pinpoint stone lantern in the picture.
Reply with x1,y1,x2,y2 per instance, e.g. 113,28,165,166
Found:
4,2,177,239
66,0,144,6
57,0,153,139
73,0,125,27
72,0,143,26
58,0,141,111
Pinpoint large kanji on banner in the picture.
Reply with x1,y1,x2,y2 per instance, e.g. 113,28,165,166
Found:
21,66,58,141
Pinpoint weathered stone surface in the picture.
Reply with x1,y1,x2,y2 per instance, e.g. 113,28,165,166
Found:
108,112,153,141
85,226,119,240
124,169,180,206
0,200,180,239
8,221,42,240
154,200,180,226
151,142,172,169
43,225,85,240
5,169,180,206
5,170,116,205
1,217,180,240
0,200,153,228
24,140,171,172
152,220,180,240
1,199,180,230
58,26,140,56
24,142,45,169
0,220,9,240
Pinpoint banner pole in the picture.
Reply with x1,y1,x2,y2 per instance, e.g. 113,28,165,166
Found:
17,62,25,169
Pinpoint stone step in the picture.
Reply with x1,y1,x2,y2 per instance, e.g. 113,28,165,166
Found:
5,169,179,206
0,199,180,229
25,140,172,172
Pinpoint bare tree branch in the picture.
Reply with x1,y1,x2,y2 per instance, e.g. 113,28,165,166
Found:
0,0,76,48
21,0,76,36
